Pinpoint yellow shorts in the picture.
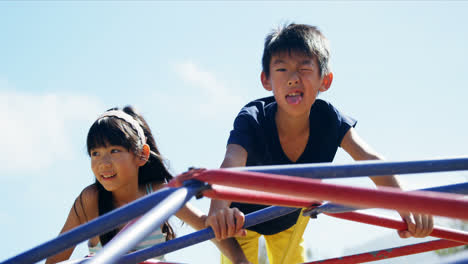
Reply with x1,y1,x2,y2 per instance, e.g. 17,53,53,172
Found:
220,223,306,264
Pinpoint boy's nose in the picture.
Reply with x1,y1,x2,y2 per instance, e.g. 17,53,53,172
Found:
288,72,300,86
288,79,299,86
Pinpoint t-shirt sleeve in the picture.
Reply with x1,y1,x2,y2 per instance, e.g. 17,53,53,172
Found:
227,108,259,155
331,104,357,147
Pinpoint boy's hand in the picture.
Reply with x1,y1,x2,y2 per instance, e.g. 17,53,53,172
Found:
205,207,247,241
398,212,434,238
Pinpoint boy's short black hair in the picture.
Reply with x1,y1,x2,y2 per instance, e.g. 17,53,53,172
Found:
261,23,331,78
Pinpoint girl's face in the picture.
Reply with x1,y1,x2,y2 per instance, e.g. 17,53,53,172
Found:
90,144,141,192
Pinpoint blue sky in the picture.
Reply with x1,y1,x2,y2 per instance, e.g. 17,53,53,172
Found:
1,1,467,263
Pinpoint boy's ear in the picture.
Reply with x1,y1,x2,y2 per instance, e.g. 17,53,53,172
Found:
261,71,272,91
138,144,151,166
320,72,333,92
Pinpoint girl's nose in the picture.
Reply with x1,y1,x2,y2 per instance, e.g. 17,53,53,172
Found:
99,154,112,167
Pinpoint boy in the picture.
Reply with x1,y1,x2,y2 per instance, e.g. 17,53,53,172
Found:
207,23,433,264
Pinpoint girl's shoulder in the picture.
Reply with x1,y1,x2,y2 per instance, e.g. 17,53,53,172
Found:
73,184,99,223
81,184,99,202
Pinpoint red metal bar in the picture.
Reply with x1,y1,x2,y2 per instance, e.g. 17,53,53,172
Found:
203,184,320,208
194,169,468,220
326,211,468,244
304,239,464,264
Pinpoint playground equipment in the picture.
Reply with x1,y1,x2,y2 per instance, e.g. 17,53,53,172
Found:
2,156,468,264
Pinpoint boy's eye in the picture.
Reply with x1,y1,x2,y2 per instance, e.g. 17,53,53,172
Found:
275,68,287,72
91,151,99,157
111,149,121,154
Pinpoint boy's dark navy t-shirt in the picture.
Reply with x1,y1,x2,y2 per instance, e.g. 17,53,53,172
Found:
227,96,357,235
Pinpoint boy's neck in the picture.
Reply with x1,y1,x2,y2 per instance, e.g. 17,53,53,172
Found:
275,110,310,136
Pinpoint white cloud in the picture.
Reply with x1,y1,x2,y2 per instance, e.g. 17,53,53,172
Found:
0,89,103,172
159,61,246,120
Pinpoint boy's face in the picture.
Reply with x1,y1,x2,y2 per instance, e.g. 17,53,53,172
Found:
261,51,332,118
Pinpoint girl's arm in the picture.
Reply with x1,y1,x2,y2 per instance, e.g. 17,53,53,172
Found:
45,186,98,264
175,203,250,264
341,127,434,238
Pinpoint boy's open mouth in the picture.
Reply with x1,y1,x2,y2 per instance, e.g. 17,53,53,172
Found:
286,92,303,105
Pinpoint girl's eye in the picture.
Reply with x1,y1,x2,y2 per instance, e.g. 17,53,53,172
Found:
275,68,287,72
300,68,313,72
91,151,99,157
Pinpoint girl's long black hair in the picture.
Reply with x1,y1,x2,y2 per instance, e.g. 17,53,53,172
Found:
85,106,175,245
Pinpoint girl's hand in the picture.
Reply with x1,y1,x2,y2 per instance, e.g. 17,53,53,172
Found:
167,168,206,187
205,207,246,241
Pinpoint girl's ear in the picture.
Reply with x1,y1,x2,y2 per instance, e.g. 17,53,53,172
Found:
261,71,273,91
138,144,151,166
319,72,333,92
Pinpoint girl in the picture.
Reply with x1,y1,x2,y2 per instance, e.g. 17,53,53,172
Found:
46,106,248,264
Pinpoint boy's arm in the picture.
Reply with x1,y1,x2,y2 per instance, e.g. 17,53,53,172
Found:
176,203,250,264
340,127,434,238
208,144,248,240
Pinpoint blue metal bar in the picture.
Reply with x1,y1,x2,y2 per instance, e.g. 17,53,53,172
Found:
231,156,468,179
86,180,204,264
1,182,206,264
5,157,467,264
118,206,299,264
304,182,468,216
